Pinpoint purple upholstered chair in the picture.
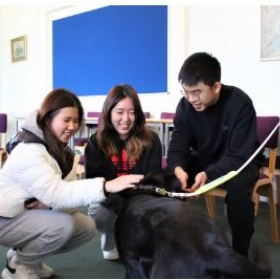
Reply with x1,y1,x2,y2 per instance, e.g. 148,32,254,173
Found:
0,113,7,148
160,112,175,120
143,112,151,118
0,113,8,168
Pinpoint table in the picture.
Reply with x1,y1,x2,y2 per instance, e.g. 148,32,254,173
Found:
145,118,164,146
85,117,172,156
85,118,167,146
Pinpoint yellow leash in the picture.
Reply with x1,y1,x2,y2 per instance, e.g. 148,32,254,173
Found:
156,121,280,198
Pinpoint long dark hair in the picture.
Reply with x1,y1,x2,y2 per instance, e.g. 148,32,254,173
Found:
37,88,84,173
97,84,153,161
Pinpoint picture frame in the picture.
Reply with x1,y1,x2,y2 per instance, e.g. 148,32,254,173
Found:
11,35,27,63
260,6,280,61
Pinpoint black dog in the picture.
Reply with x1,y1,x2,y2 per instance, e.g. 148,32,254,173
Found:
115,171,272,279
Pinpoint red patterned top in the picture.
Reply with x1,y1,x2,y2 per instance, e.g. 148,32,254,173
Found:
111,149,136,176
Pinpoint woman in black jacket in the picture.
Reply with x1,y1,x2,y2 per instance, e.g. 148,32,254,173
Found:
85,84,162,260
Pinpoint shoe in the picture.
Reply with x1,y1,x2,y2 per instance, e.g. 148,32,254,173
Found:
2,249,54,279
2,263,39,279
2,263,54,279
8,264,40,279
100,234,119,260
102,248,119,260
7,249,17,259
32,263,54,279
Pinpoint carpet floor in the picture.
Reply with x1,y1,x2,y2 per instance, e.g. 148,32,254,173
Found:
0,197,279,279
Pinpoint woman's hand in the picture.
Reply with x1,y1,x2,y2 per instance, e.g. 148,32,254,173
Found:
24,200,49,210
105,174,144,193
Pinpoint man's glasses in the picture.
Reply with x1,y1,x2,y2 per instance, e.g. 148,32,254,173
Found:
180,88,202,101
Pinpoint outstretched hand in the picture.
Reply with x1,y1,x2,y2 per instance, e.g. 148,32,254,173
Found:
190,171,208,192
174,167,188,190
105,174,144,193
174,167,208,198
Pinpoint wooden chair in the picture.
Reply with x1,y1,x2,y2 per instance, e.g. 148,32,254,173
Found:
205,116,280,244
274,156,280,205
264,155,280,206
0,148,7,169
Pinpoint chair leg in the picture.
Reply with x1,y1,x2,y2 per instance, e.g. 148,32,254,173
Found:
275,174,280,205
252,192,260,216
267,186,279,244
205,195,217,219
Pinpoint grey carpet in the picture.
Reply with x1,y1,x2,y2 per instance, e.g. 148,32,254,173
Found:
0,198,279,279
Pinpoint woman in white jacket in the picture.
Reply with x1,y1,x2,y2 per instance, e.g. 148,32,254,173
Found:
0,88,143,279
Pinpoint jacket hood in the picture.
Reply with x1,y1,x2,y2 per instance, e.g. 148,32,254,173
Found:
21,110,45,141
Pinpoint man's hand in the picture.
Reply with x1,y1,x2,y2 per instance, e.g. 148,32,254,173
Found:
190,171,208,192
174,167,188,190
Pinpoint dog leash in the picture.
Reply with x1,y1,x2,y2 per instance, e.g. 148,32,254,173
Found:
155,121,280,198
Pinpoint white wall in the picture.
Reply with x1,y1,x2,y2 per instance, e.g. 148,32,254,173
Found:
0,5,59,141
1,4,280,143
185,5,280,116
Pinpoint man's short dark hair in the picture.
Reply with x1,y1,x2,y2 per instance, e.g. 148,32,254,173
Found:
178,52,221,86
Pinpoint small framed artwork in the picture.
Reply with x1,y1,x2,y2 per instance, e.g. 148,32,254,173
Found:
11,35,27,63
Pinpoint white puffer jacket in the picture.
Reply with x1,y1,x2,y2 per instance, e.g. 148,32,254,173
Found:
0,111,106,218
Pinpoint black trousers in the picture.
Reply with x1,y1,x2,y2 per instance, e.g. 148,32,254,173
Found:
187,158,259,257
224,164,258,257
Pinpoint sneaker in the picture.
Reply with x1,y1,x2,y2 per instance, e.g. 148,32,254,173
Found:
2,249,54,279
102,248,119,260
7,249,17,259
2,263,39,279
100,234,119,260
1,262,16,279
32,263,54,279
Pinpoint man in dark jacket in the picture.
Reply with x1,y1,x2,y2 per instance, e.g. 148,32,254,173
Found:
167,52,263,257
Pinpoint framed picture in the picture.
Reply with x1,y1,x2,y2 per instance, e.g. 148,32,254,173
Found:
11,35,27,63
260,6,280,61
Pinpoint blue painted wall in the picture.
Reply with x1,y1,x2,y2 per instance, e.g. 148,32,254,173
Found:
53,5,167,96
